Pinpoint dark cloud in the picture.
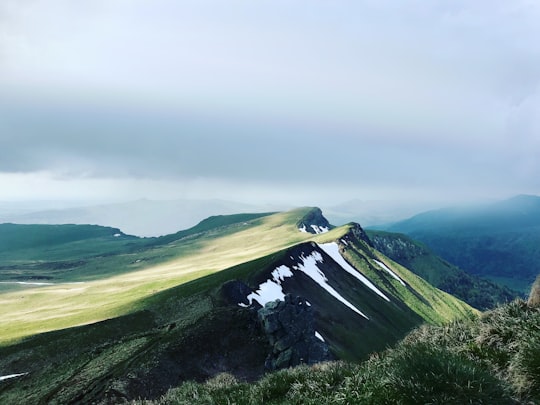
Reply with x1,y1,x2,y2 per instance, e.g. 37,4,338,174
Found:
0,1,539,203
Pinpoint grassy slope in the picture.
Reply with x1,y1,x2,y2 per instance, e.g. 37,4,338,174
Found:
134,299,539,405
367,230,519,310
340,231,475,325
0,208,326,344
383,195,540,293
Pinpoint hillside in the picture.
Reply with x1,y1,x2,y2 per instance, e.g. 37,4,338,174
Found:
381,195,540,293
367,230,518,310
0,208,475,403
138,297,539,405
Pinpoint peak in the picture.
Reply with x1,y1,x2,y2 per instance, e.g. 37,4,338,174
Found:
297,207,333,235
341,222,373,248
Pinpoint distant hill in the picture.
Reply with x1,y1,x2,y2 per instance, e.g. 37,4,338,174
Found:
0,198,286,237
0,208,474,403
367,230,518,310
380,195,540,292
322,199,438,227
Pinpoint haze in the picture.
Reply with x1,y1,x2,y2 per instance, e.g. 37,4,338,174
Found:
1,1,539,210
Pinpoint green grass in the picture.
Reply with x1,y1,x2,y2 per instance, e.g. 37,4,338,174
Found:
135,299,539,405
341,238,476,325
0,208,324,344
0,208,484,404
367,230,519,310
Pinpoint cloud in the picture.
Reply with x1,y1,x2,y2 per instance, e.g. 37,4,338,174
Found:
0,1,539,204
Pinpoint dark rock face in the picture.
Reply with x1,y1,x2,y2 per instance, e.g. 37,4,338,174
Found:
297,207,332,234
220,280,256,307
370,233,426,260
349,223,374,247
258,294,332,370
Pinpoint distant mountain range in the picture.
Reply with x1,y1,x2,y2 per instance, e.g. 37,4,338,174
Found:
0,198,440,237
0,199,288,237
377,195,540,293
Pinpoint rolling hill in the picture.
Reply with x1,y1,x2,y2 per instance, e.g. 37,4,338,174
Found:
380,195,540,293
0,208,475,403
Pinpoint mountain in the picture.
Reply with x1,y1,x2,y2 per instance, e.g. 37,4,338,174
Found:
321,198,438,227
0,198,287,237
142,292,540,405
0,208,474,403
367,230,518,310
379,195,540,293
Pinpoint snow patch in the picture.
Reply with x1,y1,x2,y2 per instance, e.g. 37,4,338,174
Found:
272,265,293,281
315,331,325,342
0,281,54,286
298,224,308,233
340,238,349,246
113,233,121,237
374,260,406,286
0,373,28,382
240,250,368,319
0,281,86,287
310,225,329,234
242,265,294,307
293,251,369,319
319,242,390,302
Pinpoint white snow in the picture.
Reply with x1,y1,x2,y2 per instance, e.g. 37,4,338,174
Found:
246,280,286,305
319,242,390,302
374,260,406,286
271,265,293,281
0,281,54,286
294,251,369,319
315,331,325,342
242,265,294,307
0,373,28,382
240,250,368,318
113,233,121,237
298,224,308,233
310,225,329,234
0,281,85,286
340,239,349,246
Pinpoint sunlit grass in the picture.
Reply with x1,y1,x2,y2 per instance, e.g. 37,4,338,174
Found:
0,208,334,344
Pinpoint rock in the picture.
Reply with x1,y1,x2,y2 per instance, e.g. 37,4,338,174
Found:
220,280,254,306
260,312,280,334
297,208,332,235
257,294,332,370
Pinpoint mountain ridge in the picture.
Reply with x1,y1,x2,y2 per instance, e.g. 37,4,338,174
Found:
0,207,476,403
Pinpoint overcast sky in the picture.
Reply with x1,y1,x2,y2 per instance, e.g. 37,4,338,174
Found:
1,0,539,207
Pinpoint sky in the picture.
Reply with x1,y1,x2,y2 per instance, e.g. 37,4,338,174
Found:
1,0,539,208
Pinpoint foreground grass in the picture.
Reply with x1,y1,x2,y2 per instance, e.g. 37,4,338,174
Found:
137,299,539,405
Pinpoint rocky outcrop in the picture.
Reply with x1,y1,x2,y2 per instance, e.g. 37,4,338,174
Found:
339,222,374,249
297,208,333,234
257,294,332,370
220,280,256,307
369,233,426,260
